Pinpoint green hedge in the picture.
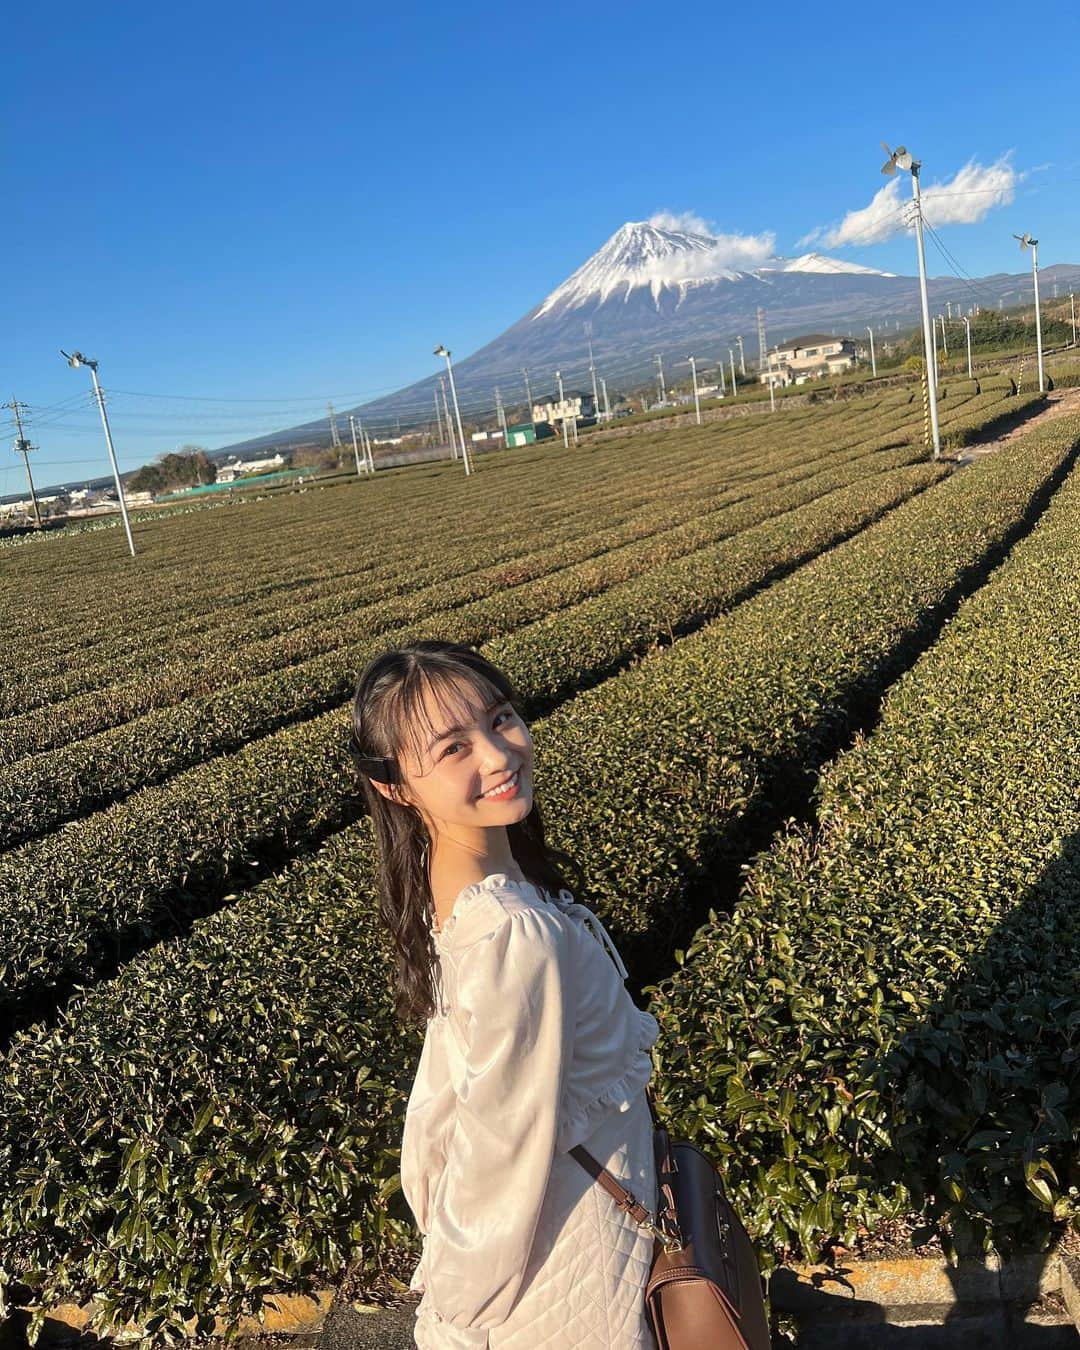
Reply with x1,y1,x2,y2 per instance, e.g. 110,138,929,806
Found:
0,429,907,766
2,398,913,715
0,422,1075,1341
647,423,1080,1262
0,453,937,1015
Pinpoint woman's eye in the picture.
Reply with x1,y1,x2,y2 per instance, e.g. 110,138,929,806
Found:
440,709,514,759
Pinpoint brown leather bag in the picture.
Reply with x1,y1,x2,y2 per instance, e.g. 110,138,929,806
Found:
570,1088,771,1349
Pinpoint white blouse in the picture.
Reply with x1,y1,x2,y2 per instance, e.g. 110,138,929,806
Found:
399,872,659,1344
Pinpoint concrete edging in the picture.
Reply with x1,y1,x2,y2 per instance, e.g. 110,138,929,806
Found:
28,1250,1080,1344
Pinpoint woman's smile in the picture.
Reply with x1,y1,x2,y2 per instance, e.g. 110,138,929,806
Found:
478,767,522,801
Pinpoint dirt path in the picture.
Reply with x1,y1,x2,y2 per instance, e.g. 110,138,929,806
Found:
958,386,1080,460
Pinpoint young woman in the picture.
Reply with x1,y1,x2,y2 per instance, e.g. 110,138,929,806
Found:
350,640,660,1349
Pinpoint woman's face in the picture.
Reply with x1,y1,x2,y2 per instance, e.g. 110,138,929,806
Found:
390,676,534,835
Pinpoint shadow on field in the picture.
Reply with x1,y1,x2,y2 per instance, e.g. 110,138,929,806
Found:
624,433,1080,1000
762,830,1080,1347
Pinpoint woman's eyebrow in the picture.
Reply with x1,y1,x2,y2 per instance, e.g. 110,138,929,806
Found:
426,697,506,753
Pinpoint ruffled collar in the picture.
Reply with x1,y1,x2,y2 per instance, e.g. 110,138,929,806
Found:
431,872,628,979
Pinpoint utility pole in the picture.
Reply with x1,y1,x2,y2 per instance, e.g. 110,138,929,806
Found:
600,376,611,420
756,308,768,377
717,359,726,397
866,326,877,376
939,315,948,356
522,367,533,418
687,356,702,425
654,353,666,405
585,322,600,420
729,348,738,395
1014,233,1045,393
434,345,471,475
494,386,507,438
1071,292,1077,346
60,350,137,555
327,401,341,449
964,316,973,378
439,376,457,460
3,398,43,527
555,368,565,403
362,419,375,473
736,335,746,376
348,414,364,479
434,386,448,449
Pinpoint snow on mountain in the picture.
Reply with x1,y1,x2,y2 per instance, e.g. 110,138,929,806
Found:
535,222,740,315
535,222,893,317
761,252,896,277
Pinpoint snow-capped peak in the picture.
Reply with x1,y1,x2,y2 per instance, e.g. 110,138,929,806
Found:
534,222,895,317
760,252,896,277
535,221,737,315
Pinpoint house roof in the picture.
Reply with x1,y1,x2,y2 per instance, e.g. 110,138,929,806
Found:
775,334,849,351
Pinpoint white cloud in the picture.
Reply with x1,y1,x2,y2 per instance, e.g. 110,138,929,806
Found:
648,209,712,235
814,157,1018,248
647,210,777,277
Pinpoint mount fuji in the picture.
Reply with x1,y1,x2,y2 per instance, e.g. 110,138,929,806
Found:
222,220,1080,452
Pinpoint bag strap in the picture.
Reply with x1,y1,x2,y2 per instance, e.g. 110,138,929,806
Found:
568,1085,683,1250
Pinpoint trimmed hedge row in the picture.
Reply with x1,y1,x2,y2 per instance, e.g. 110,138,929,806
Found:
0,824,412,1344
0,455,938,1009
3,399,870,677
1,402,900,713
647,426,1080,1262
0,432,910,764
1,420,1076,1341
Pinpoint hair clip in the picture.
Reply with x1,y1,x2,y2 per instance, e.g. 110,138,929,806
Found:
354,754,401,785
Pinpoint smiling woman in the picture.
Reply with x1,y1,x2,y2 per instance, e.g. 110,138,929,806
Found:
349,640,662,1348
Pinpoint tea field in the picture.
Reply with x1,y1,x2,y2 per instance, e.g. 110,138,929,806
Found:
1,380,1078,1342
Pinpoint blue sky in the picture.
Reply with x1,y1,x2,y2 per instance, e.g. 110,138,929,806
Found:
4,0,1079,491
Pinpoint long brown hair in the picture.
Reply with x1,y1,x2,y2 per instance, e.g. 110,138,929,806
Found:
350,640,585,1026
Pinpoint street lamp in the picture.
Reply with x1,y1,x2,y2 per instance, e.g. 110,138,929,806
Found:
434,345,471,475
880,141,941,459
1013,233,1045,393
59,349,136,555
866,326,877,377
686,356,702,425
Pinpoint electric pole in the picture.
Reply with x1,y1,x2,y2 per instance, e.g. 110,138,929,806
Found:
348,414,364,478
654,353,666,404
756,308,768,376
522,367,533,417
3,397,43,527
585,322,600,418
60,350,137,555
866,326,876,376
964,316,973,378
327,401,341,449
736,335,746,376
494,386,507,438
686,356,702,425
439,376,457,460
600,376,610,420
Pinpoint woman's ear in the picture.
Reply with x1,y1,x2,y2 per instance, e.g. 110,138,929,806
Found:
370,778,412,807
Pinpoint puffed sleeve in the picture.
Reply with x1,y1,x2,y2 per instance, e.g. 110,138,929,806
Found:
419,902,573,1342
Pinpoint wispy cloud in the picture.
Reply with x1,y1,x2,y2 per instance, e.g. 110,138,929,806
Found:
647,210,777,275
808,157,1018,248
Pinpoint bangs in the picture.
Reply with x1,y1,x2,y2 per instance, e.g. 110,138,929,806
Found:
388,662,506,770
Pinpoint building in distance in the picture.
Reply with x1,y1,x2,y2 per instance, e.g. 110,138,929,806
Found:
761,335,857,387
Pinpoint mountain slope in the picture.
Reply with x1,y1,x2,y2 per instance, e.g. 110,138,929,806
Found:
221,221,1080,453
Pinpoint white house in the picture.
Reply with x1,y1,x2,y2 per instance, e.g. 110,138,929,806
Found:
761,335,857,387
531,390,596,425
217,452,287,483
